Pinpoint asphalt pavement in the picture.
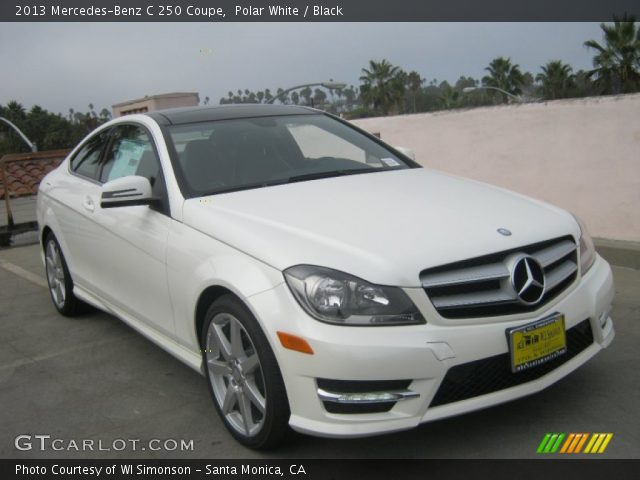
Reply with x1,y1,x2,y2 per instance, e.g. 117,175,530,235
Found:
0,244,638,459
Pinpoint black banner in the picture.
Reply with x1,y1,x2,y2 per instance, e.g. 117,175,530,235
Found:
2,459,639,480
2,0,640,22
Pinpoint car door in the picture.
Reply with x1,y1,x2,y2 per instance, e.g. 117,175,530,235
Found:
86,123,175,336
55,128,112,289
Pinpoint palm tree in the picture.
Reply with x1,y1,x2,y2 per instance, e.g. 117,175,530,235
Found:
5,100,26,120
536,61,576,100
313,89,327,108
584,15,640,94
404,70,424,113
359,59,406,115
482,57,525,103
439,84,461,110
299,87,312,106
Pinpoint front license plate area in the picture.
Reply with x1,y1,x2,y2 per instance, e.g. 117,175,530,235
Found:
508,313,567,373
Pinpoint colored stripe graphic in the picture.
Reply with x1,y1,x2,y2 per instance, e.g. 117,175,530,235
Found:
537,433,565,453
567,433,583,453
537,434,552,453
559,433,575,453
539,433,613,454
585,433,613,454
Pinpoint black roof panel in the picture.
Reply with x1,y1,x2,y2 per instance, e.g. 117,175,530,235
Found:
146,104,317,125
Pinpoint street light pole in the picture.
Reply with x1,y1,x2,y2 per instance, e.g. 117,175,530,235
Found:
0,117,37,152
462,86,523,103
267,81,347,105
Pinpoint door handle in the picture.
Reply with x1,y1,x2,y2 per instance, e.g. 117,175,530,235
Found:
83,196,95,212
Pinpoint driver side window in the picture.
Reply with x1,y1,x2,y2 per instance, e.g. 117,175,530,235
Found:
100,124,161,190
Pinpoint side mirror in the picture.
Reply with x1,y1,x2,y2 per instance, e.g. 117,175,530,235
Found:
394,146,416,161
100,175,154,209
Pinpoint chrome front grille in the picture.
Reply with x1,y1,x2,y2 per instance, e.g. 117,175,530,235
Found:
421,236,578,318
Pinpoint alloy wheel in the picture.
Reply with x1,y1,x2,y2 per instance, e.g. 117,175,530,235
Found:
45,239,66,309
205,313,267,437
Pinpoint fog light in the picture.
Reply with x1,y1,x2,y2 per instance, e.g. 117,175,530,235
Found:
317,388,419,404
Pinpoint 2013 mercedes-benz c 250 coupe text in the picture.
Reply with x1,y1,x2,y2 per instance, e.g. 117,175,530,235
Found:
37,105,615,449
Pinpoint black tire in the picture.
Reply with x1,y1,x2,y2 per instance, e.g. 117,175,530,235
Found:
43,232,88,316
201,294,290,449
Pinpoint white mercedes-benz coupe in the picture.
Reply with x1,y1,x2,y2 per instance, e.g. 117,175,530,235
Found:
37,105,615,449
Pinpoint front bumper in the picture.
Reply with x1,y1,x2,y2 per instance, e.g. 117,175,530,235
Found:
247,254,615,438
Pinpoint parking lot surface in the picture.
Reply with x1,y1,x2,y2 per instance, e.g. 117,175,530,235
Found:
1,244,638,459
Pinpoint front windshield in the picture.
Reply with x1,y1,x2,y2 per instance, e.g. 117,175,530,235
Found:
166,114,414,197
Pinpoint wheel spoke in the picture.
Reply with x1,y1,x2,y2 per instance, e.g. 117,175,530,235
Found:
46,242,55,262
230,320,244,358
45,256,55,273
244,378,266,414
208,358,232,376
221,386,236,414
240,354,259,374
55,282,65,303
52,244,61,267
237,390,254,435
213,323,233,360
46,267,56,285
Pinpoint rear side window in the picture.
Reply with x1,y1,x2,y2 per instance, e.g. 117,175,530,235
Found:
100,124,161,188
69,129,110,180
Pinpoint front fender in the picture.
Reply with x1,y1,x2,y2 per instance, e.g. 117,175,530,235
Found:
167,221,284,356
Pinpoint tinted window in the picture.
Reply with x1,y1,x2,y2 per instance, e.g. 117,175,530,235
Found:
100,124,161,189
70,129,110,180
167,114,412,197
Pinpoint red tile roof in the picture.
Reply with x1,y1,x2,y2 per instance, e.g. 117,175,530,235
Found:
1,149,70,199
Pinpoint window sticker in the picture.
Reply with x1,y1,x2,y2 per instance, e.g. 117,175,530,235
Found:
381,157,401,167
108,139,146,181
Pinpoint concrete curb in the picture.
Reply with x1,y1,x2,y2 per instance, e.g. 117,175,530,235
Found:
595,238,640,271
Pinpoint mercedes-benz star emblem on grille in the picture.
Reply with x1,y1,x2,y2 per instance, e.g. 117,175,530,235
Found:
497,228,512,236
510,255,546,305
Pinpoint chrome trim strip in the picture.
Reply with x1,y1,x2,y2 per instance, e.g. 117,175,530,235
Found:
431,289,517,309
421,262,509,288
533,240,576,267
545,260,578,290
317,388,419,404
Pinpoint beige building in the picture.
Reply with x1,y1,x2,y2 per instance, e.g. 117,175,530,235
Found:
112,92,199,117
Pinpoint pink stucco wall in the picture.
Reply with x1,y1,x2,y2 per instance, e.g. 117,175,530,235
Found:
353,94,640,242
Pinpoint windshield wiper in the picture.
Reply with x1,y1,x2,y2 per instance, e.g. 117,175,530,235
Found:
200,178,290,196
199,168,379,197
283,168,378,184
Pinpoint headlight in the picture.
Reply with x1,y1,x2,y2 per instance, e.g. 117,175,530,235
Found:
574,215,596,274
284,265,425,326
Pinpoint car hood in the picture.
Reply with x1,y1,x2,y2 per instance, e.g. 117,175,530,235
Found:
182,168,578,287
